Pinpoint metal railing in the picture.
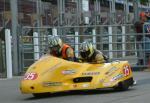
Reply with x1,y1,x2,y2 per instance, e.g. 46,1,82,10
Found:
19,24,150,73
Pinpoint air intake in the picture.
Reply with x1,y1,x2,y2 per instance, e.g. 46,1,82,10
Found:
73,77,92,83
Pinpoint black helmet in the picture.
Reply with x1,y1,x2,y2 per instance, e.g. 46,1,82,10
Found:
79,41,94,58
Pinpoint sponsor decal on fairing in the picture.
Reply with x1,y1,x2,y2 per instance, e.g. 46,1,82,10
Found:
73,84,77,88
103,82,112,87
82,84,90,88
99,79,104,83
82,72,100,75
43,82,62,87
105,67,118,75
123,65,130,76
62,69,76,75
110,74,124,82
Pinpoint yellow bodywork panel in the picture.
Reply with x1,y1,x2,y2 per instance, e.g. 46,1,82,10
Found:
20,55,133,94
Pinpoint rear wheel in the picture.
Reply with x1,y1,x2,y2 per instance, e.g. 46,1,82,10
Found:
114,82,129,91
114,78,134,91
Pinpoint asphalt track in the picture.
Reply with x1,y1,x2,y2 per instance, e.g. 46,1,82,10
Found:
0,72,150,103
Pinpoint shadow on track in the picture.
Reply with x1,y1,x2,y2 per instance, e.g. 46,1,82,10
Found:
23,88,136,100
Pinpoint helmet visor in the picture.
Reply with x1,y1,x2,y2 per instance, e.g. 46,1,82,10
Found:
80,50,90,58
49,45,60,52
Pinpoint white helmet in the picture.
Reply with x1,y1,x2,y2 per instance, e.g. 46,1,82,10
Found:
48,36,63,48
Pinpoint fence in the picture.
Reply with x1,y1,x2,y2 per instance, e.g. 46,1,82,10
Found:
19,24,150,73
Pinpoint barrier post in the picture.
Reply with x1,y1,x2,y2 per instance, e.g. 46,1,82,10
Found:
82,0,89,24
33,32,40,60
108,26,113,59
75,31,79,57
52,28,57,36
92,29,96,48
5,29,12,78
122,26,126,57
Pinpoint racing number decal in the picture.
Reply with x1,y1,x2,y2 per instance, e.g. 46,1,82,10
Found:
24,73,38,80
123,65,130,76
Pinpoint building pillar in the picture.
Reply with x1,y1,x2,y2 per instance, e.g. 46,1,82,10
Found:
109,0,116,24
124,0,129,23
82,0,89,24
10,0,19,75
76,0,82,24
133,0,140,22
94,0,101,24
58,0,65,26
108,26,113,59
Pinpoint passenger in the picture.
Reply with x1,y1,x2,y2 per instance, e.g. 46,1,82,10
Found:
48,36,74,61
79,41,107,64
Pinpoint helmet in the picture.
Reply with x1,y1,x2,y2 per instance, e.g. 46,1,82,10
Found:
79,41,94,58
48,36,63,48
48,36,63,54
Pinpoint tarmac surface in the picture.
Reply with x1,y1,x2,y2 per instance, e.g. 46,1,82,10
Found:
0,71,150,103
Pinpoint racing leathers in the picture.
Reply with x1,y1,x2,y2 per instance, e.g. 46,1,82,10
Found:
50,44,74,61
80,49,107,64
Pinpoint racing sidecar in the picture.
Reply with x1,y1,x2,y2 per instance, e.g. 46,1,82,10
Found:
20,55,135,97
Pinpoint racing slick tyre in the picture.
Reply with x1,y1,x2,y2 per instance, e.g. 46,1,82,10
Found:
114,77,134,91
114,81,129,91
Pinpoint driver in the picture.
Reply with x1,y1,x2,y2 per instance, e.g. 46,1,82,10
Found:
79,41,107,64
48,36,74,61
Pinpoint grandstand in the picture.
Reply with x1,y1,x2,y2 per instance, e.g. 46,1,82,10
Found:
0,0,149,28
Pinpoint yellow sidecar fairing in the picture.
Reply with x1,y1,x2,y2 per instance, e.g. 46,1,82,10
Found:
20,55,134,94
